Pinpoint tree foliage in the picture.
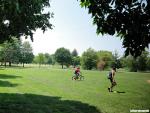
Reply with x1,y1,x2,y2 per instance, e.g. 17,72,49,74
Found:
0,0,53,43
71,49,78,57
126,55,138,72
44,53,52,65
97,50,113,69
124,51,149,71
20,41,34,67
111,51,122,69
0,38,34,67
36,53,45,67
71,49,80,68
81,48,98,70
51,54,56,65
120,56,128,68
79,0,150,57
147,57,150,70
136,51,149,71
33,53,55,66
97,60,106,71
55,47,72,69
72,56,80,68
0,37,21,66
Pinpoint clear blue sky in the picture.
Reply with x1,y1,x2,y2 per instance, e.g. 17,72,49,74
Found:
23,0,125,56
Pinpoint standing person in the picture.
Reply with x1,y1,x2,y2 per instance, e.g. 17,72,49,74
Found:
108,67,117,92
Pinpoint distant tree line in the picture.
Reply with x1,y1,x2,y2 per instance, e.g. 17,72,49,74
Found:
0,38,149,72
54,47,150,72
81,48,150,72
120,51,150,72
54,48,80,69
0,37,34,67
33,53,55,67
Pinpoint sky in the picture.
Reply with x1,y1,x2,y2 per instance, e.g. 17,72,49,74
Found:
22,0,125,56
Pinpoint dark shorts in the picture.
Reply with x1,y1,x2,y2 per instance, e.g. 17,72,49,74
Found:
110,78,113,83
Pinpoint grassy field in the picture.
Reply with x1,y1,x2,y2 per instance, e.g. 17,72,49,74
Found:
0,67,149,113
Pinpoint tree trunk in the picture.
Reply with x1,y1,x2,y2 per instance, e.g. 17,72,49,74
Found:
4,61,6,68
9,62,11,67
23,62,24,67
62,63,63,69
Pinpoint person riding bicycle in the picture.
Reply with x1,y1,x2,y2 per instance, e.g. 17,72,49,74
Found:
74,67,80,79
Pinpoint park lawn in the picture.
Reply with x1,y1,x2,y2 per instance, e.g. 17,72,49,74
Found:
0,67,149,113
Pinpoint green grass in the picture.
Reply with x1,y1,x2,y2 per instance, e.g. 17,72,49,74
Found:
0,67,149,113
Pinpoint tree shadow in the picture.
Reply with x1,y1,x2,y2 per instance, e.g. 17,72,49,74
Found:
0,93,101,113
0,74,21,87
0,68,5,70
0,74,21,79
137,71,150,73
5,66,32,69
0,80,19,87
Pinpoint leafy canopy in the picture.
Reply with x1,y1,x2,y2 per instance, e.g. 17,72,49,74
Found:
0,37,21,64
72,49,78,57
0,0,53,43
79,0,150,57
20,41,34,64
55,47,72,68
81,48,98,70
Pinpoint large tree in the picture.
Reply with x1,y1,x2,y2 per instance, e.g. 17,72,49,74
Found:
126,55,138,72
81,48,98,70
72,56,80,68
147,57,150,70
37,53,45,67
79,0,150,57
55,47,72,69
51,54,56,65
0,0,53,43
136,51,149,71
0,37,21,67
71,49,78,57
44,53,52,65
97,50,113,69
71,49,80,68
111,51,122,69
20,41,34,67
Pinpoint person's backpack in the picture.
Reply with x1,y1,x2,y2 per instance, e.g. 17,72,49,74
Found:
107,71,112,79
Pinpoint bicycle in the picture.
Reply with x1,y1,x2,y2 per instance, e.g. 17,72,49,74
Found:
72,73,84,80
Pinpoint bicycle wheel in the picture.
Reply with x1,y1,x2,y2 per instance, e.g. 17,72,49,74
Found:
72,76,76,80
79,76,84,80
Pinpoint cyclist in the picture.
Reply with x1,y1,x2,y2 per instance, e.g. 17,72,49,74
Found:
74,67,80,80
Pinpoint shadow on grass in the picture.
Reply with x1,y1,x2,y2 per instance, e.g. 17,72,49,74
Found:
0,93,101,113
116,91,126,93
137,71,150,73
5,66,32,69
0,74,21,87
0,80,19,87
0,74,21,79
